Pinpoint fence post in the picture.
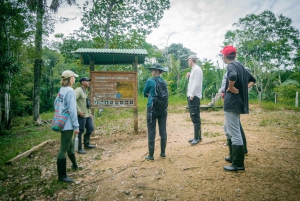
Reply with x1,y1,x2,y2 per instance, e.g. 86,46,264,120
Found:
296,91,299,107
259,91,262,102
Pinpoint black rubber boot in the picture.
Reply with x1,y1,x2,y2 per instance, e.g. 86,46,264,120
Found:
77,135,87,154
225,139,233,163
145,141,155,161
68,154,82,170
160,138,167,158
190,124,201,145
240,125,248,154
84,137,96,149
57,158,74,182
223,145,245,171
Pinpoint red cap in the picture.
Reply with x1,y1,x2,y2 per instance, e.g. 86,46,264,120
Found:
220,45,237,56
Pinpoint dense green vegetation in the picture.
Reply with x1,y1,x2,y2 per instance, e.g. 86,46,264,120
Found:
0,0,299,135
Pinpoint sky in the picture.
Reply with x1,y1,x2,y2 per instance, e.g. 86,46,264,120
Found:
52,0,300,64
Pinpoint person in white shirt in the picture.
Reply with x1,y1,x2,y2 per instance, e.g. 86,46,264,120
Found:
186,54,203,145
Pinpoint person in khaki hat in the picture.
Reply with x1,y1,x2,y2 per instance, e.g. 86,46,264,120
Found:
75,77,95,154
55,70,81,183
186,54,203,145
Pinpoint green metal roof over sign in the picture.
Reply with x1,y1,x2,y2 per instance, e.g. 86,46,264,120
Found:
75,48,148,65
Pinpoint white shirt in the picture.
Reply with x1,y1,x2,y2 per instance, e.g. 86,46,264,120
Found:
187,64,203,99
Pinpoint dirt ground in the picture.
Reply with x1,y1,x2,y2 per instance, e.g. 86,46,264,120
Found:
2,104,300,201
57,104,300,201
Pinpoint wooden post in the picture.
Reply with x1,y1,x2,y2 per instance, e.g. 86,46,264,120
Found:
89,55,96,133
296,91,299,107
132,56,138,135
275,94,278,104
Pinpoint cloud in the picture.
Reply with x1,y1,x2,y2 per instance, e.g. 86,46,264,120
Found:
146,0,300,63
51,0,300,64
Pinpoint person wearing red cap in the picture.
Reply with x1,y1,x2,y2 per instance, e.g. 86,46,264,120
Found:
220,45,256,171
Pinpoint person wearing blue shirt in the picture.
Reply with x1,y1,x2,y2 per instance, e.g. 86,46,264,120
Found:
143,64,168,161
54,70,81,182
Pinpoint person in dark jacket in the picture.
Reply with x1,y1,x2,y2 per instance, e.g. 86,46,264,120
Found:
220,45,256,171
143,64,168,161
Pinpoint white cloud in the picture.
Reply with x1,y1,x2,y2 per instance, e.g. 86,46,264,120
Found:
51,0,300,64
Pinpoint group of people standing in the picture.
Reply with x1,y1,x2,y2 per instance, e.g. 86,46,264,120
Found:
53,44,255,183
54,71,95,182
143,45,256,172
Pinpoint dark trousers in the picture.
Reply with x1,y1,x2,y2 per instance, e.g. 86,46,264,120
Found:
188,96,201,127
147,107,167,141
78,116,94,147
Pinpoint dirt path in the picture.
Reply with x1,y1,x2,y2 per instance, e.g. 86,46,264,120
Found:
54,105,300,201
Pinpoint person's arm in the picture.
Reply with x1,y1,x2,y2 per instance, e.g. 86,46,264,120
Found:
248,81,255,88
226,64,239,94
143,79,151,97
66,90,79,132
75,88,85,117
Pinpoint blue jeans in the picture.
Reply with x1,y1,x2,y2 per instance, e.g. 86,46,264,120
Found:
147,107,167,141
78,116,94,144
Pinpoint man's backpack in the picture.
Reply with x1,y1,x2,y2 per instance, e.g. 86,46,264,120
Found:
153,77,168,110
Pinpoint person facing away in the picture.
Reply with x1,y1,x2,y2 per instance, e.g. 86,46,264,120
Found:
143,64,168,161
186,54,203,145
220,45,256,171
55,70,81,183
220,67,253,155
75,77,95,154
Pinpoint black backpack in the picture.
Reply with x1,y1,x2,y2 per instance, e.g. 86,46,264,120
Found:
153,77,168,110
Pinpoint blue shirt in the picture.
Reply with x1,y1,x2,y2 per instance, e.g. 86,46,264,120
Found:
54,86,79,131
143,76,166,108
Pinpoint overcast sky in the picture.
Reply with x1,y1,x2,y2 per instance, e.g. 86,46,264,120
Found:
52,0,300,64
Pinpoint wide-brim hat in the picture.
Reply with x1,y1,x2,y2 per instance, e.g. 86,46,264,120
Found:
148,64,168,72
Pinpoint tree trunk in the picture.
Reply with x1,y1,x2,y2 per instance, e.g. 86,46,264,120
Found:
105,3,113,48
33,0,44,122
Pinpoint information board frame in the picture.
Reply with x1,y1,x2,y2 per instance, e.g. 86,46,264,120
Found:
90,71,137,109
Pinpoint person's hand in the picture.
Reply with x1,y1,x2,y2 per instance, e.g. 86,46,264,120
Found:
221,93,224,101
226,86,239,94
74,130,79,135
79,111,85,117
186,72,191,79
189,96,194,101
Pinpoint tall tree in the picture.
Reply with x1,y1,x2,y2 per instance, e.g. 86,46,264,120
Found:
26,0,77,122
223,10,300,97
81,0,170,48
0,0,33,131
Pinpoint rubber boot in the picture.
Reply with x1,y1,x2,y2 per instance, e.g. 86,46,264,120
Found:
84,136,96,149
160,138,167,158
57,158,74,182
223,145,245,171
225,139,233,163
240,125,248,154
68,154,82,170
77,135,87,154
190,124,201,145
145,141,155,161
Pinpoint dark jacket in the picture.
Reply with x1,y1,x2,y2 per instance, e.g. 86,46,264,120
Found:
224,60,256,114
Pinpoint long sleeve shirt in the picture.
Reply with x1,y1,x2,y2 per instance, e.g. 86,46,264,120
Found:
75,87,91,118
54,86,79,131
187,64,203,99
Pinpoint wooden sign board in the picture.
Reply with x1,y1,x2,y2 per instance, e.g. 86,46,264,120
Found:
90,71,137,108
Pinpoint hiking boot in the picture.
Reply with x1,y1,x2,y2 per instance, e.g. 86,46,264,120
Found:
78,149,87,154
